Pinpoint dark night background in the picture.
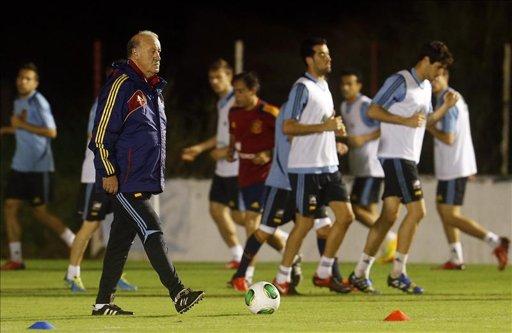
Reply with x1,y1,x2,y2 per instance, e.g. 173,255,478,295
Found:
1,2,511,257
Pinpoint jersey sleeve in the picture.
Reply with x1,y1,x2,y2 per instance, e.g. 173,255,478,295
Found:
88,74,130,177
262,104,279,128
286,83,309,120
440,106,459,133
372,74,406,110
360,100,379,127
39,103,56,130
34,96,56,130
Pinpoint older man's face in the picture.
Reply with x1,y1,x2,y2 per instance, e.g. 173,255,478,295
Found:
134,36,161,77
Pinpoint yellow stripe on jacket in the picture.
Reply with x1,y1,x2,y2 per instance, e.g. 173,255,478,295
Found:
95,74,128,175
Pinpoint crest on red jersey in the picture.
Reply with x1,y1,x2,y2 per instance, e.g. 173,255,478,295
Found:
250,119,263,134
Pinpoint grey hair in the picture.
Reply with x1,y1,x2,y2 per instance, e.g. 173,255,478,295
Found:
127,30,159,58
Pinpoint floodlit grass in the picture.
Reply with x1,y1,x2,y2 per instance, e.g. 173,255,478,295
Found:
1,260,511,332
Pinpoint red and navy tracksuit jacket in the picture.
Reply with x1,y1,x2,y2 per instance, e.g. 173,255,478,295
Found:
89,59,167,194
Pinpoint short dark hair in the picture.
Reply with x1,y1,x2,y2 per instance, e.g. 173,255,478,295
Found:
233,71,260,92
340,68,363,83
19,62,39,80
300,37,327,66
417,41,454,67
209,59,233,76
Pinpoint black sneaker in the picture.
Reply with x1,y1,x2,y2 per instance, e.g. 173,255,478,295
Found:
291,254,303,288
91,304,134,315
174,288,204,314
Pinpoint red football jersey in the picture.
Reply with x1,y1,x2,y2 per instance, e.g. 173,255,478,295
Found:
229,99,279,188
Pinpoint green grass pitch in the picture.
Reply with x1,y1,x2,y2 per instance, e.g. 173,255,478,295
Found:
1,260,511,332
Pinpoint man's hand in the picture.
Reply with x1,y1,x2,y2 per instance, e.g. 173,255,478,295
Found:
335,122,347,137
323,116,344,132
336,142,349,156
209,147,228,161
10,115,24,128
252,150,272,165
443,91,459,108
102,175,119,194
181,145,202,162
403,112,426,128
10,110,28,129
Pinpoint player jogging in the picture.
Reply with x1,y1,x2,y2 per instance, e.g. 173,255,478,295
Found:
272,37,354,295
429,69,509,270
1,63,75,270
229,102,338,292
182,59,246,269
339,68,397,263
348,41,457,294
227,71,288,284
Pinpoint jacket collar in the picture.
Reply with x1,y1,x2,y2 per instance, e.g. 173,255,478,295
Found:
112,59,167,91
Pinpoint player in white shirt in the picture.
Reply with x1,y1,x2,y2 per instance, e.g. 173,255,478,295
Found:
181,59,246,268
429,69,509,270
272,37,353,295
349,41,458,294
339,69,397,263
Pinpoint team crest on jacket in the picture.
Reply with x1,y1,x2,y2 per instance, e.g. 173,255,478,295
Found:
251,119,263,134
128,90,147,112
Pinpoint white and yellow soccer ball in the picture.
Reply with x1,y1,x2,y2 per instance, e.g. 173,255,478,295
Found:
244,281,280,314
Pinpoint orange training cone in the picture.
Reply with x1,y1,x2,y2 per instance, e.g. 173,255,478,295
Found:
384,310,410,321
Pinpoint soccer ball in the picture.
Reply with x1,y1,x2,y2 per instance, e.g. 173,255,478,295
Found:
244,281,280,314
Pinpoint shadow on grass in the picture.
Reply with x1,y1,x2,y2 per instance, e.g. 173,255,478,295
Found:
1,290,510,303
195,313,252,318
2,313,252,323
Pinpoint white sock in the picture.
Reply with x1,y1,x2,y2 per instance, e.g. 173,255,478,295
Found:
246,266,255,284
60,228,76,248
94,304,108,310
67,265,80,280
484,232,500,249
315,256,335,279
9,242,22,263
391,252,408,277
275,265,292,284
355,253,376,278
230,245,243,262
449,242,464,264
275,229,289,243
